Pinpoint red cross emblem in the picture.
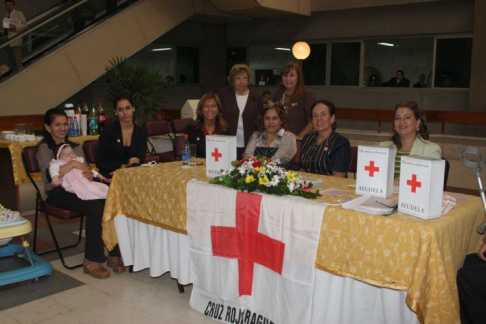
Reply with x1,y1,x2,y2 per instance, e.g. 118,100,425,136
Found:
406,174,422,193
211,192,285,296
211,148,222,162
365,161,380,177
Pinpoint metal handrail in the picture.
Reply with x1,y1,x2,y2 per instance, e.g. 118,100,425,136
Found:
0,0,87,51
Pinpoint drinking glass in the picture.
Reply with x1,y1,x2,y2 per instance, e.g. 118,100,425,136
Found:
189,144,197,167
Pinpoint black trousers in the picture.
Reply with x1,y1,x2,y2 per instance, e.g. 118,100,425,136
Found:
46,187,120,262
457,253,486,324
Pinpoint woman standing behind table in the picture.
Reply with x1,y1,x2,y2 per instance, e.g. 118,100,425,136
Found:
243,103,297,166
273,62,316,139
184,93,229,158
217,64,263,159
301,100,350,177
380,101,441,182
36,108,124,278
96,94,148,179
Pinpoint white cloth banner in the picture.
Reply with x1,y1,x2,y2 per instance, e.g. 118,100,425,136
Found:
187,180,326,324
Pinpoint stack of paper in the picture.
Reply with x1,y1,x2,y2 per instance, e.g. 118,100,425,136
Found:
342,194,398,215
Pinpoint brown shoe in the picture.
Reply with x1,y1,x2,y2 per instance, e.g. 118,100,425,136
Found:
83,259,111,279
107,256,126,273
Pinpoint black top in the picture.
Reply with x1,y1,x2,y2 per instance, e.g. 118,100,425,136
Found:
300,131,351,175
184,124,229,158
381,77,410,87
95,120,148,178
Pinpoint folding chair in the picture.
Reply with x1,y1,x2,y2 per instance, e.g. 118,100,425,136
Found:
83,139,98,164
21,146,84,270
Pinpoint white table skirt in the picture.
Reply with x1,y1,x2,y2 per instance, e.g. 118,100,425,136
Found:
114,215,419,324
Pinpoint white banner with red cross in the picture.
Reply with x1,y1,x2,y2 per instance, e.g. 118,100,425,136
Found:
206,135,237,178
187,180,326,324
356,145,396,198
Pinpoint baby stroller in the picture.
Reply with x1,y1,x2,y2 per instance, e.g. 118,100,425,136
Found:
0,208,52,286
460,147,486,233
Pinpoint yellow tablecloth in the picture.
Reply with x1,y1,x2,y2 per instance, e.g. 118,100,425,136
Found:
102,161,484,324
0,136,98,185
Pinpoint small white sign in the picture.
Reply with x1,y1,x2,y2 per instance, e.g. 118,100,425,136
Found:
398,155,445,219
3,18,21,29
205,135,237,178
355,145,396,198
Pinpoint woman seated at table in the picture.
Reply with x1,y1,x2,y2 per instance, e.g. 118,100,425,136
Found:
36,108,124,279
184,93,229,158
300,100,350,177
217,64,263,159
273,62,316,139
380,101,441,181
96,94,148,179
243,103,297,166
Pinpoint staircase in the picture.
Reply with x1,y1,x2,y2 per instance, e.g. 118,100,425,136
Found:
0,0,195,116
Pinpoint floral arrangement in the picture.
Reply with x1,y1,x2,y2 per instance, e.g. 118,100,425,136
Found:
209,156,321,199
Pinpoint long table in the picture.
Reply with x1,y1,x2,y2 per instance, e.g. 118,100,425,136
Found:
0,136,98,210
102,161,484,324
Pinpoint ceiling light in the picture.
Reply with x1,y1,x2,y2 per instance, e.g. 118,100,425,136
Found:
275,47,291,51
151,48,172,52
377,42,395,47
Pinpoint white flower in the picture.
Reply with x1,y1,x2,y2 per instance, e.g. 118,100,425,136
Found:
287,181,296,192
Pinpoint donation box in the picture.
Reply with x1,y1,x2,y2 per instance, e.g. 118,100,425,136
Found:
356,145,396,198
398,156,445,220
206,135,237,178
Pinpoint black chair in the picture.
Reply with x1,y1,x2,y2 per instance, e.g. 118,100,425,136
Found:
144,120,176,162
83,139,98,164
22,146,84,270
348,146,358,179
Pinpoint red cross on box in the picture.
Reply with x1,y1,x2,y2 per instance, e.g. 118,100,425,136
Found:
210,192,285,296
211,148,222,162
365,160,380,177
407,174,422,193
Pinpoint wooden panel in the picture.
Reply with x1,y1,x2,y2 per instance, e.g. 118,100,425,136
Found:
336,108,380,121
443,111,486,125
0,115,45,132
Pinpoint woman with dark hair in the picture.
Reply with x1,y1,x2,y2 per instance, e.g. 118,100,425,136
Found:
380,101,441,180
95,94,148,178
184,93,229,158
243,103,297,166
36,108,124,278
273,62,315,139
217,64,263,159
300,100,350,177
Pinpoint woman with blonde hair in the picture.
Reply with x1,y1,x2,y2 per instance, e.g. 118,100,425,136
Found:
185,93,229,158
217,64,263,158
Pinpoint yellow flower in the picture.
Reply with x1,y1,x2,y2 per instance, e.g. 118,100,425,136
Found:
254,166,266,173
259,176,269,185
286,171,297,182
245,175,255,183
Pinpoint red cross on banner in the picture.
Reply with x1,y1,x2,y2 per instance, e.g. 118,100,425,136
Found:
210,192,285,296
365,161,380,177
407,174,422,193
211,148,222,162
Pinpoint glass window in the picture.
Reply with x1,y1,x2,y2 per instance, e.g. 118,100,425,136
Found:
125,43,175,84
363,38,434,88
302,43,326,85
247,44,296,85
331,42,361,86
434,38,472,88
227,47,247,77
176,46,199,84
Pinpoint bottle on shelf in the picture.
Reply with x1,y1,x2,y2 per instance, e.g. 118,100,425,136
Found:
97,102,106,133
89,104,99,135
73,117,79,137
182,134,191,166
64,103,75,137
81,103,89,136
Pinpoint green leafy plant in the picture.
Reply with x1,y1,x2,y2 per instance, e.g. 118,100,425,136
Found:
105,57,166,123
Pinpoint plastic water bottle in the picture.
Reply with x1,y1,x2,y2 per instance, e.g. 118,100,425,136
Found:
73,117,79,137
182,134,191,166
89,104,99,135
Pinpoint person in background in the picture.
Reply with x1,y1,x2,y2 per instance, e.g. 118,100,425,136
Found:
273,62,315,140
457,234,486,324
413,74,427,88
36,108,124,278
243,103,296,166
262,91,271,105
380,101,441,183
381,70,410,87
185,93,229,158
301,100,350,177
96,94,148,179
217,64,263,159
4,0,27,71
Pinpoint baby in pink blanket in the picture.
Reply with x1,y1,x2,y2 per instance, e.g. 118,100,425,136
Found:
49,144,109,200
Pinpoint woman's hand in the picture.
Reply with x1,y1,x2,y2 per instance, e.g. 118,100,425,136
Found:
128,157,140,166
82,170,94,181
72,160,91,173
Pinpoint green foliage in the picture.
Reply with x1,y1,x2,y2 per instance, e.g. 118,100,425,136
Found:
105,57,167,123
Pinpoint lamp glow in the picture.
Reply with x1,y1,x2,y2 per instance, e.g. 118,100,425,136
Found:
151,48,173,52
292,42,311,60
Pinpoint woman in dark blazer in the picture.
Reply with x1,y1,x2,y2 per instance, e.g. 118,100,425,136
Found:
217,64,263,159
96,94,148,178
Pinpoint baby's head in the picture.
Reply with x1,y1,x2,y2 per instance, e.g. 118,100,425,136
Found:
54,143,75,162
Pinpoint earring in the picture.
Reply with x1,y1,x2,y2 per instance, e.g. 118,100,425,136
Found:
416,126,419,131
